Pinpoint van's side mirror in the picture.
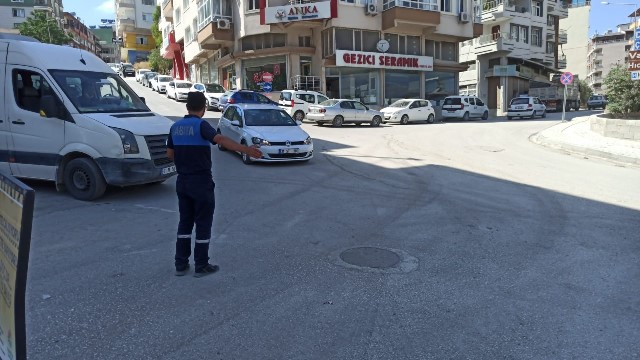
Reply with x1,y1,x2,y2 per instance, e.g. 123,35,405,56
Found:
139,97,146,104
230,120,241,127
40,95,58,118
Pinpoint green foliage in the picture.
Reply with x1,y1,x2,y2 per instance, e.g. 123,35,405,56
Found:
18,11,71,45
152,6,163,48
577,79,592,108
603,65,640,117
149,48,173,74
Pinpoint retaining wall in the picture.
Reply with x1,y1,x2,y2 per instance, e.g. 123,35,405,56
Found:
590,115,640,141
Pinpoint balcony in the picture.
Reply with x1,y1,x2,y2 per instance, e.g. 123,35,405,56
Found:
118,18,135,29
481,0,515,22
549,0,568,17
196,0,233,50
184,40,208,64
557,58,566,69
381,0,440,33
33,0,53,11
163,0,174,19
558,29,567,44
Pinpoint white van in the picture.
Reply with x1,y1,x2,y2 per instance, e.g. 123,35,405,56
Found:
0,34,176,200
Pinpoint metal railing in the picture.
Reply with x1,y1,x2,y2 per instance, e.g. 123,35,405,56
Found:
482,0,514,11
382,0,438,11
34,0,50,6
162,0,171,7
197,0,232,32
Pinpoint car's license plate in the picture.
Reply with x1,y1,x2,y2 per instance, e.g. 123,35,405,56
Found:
517,106,524,109
161,165,176,175
279,148,299,154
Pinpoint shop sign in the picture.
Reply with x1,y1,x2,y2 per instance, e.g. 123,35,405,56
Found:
263,1,332,24
493,65,517,77
335,50,433,71
519,66,534,79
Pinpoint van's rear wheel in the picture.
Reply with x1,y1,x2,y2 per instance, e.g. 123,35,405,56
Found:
294,110,305,121
64,158,107,201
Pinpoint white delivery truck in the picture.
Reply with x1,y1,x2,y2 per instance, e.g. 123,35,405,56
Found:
0,34,176,200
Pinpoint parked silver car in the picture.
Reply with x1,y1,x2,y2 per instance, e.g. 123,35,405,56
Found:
306,99,383,127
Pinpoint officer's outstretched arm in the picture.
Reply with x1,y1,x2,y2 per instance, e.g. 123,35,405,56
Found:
166,148,174,160
213,134,262,159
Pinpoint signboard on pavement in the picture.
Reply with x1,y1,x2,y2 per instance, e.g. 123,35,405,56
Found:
560,72,573,85
0,172,34,360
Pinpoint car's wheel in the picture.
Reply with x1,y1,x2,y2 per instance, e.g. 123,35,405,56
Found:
507,116,513,120
63,158,107,201
482,111,489,120
217,131,227,151
400,115,409,125
427,114,435,124
530,111,536,119
293,110,305,122
332,116,344,127
316,121,324,126
542,110,546,118
370,116,382,127
241,140,253,165
602,105,606,110
462,112,469,121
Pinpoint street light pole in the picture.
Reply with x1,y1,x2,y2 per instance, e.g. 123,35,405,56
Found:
602,1,639,49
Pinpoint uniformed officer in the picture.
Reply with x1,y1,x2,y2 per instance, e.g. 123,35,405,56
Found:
166,92,262,278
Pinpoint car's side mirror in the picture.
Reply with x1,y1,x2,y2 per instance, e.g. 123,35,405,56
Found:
139,97,146,104
39,95,58,118
230,120,241,127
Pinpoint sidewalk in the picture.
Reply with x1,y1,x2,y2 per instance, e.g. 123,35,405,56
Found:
531,116,640,166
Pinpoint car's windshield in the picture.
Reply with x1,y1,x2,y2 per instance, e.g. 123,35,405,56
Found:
158,76,172,82
389,100,411,108
205,84,225,93
123,65,133,70
510,98,530,105
176,82,192,88
50,70,149,114
145,72,157,78
320,100,339,106
244,109,297,126
590,96,603,100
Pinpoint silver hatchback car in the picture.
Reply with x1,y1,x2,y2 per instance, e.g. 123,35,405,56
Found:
306,99,384,127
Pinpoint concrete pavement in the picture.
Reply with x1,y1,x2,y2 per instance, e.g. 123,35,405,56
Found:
531,115,640,166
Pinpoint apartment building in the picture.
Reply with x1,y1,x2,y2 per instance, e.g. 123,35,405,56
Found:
459,0,570,115
161,0,483,106
92,25,119,63
586,25,629,93
115,0,157,63
558,0,590,79
63,12,102,57
0,0,64,34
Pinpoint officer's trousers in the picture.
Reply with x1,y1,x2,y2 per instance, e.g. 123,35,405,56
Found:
175,174,215,270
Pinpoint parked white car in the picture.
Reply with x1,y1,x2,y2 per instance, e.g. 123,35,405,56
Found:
441,95,489,121
381,99,436,124
507,96,546,120
135,68,151,82
278,90,329,121
217,104,313,164
200,83,226,110
153,75,173,93
166,80,193,101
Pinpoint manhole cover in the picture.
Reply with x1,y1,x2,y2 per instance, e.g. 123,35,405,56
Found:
339,247,401,269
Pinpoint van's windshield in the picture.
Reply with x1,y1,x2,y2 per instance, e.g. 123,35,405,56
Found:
49,70,149,114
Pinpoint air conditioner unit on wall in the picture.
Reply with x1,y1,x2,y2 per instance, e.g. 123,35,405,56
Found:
366,2,378,15
459,12,470,23
216,18,230,30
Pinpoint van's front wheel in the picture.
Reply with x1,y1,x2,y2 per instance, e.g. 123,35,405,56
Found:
64,158,107,201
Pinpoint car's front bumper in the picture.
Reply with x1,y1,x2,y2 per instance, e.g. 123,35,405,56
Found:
176,93,189,101
254,144,314,162
96,158,176,186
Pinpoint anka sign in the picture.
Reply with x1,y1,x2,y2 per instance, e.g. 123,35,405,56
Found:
336,50,433,71
262,1,334,24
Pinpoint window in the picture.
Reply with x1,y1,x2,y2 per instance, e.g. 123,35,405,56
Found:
12,69,61,116
531,27,542,47
299,36,312,47
12,8,25,17
385,34,421,55
11,0,24,2
241,34,286,51
332,28,380,53
318,95,329,103
440,0,452,12
510,24,528,43
142,0,154,4
340,101,354,109
475,98,485,106
353,102,367,110
137,36,148,45
248,0,259,11
142,13,153,22
185,26,193,43
192,18,198,39
546,41,555,54
13,23,21,28
534,1,543,17
322,28,334,57
183,0,189,9
175,7,181,23
425,40,457,61
296,93,315,103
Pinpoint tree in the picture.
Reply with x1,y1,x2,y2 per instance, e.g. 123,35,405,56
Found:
17,11,71,45
148,6,172,74
577,79,592,109
603,65,640,117
152,6,163,48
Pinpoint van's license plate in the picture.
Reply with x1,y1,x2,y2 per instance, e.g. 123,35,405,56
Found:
161,165,176,175
279,148,299,154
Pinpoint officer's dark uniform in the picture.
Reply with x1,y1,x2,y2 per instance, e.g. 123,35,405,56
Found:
166,114,218,273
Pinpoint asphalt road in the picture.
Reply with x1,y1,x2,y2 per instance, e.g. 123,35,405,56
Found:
24,79,640,359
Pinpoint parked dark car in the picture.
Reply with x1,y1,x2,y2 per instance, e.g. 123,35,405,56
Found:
142,72,157,87
587,94,607,110
119,65,135,77
217,90,277,111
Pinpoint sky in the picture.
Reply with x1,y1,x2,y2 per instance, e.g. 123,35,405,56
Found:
63,0,633,35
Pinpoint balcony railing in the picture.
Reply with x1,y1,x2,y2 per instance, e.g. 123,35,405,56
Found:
382,0,438,11
482,0,514,11
162,0,171,7
34,0,50,6
197,0,232,32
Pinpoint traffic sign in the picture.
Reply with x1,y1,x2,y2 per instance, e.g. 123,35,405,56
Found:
560,72,573,85
262,82,273,92
635,39,640,50
635,28,640,39
631,71,640,81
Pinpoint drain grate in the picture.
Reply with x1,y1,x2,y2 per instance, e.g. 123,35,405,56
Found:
339,247,401,269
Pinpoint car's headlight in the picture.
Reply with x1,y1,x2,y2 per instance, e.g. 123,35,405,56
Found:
111,127,139,154
392,111,401,118
304,136,312,145
252,137,271,146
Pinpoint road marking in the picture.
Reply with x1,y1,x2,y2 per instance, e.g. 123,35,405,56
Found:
135,204,177,213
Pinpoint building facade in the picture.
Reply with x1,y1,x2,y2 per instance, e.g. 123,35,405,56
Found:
0,0,64,34
459,0,570,115
115,0,157,63
586,25,630,93
558,0,590,80
161,0,483,106
63,12,102,57
92,25,119,63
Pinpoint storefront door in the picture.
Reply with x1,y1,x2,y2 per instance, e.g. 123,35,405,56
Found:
326,76,340,99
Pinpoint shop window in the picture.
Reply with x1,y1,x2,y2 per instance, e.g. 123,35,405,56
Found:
248,0,259,11
385,71,420,105
334,28,381,52
326,67,379,105
385,34,421,55
242,34,286,51
425,71,456,102
244,56,287,92
531,27,542,47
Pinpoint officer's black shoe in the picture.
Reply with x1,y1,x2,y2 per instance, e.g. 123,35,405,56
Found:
194,264,220,278
175,265,190,277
